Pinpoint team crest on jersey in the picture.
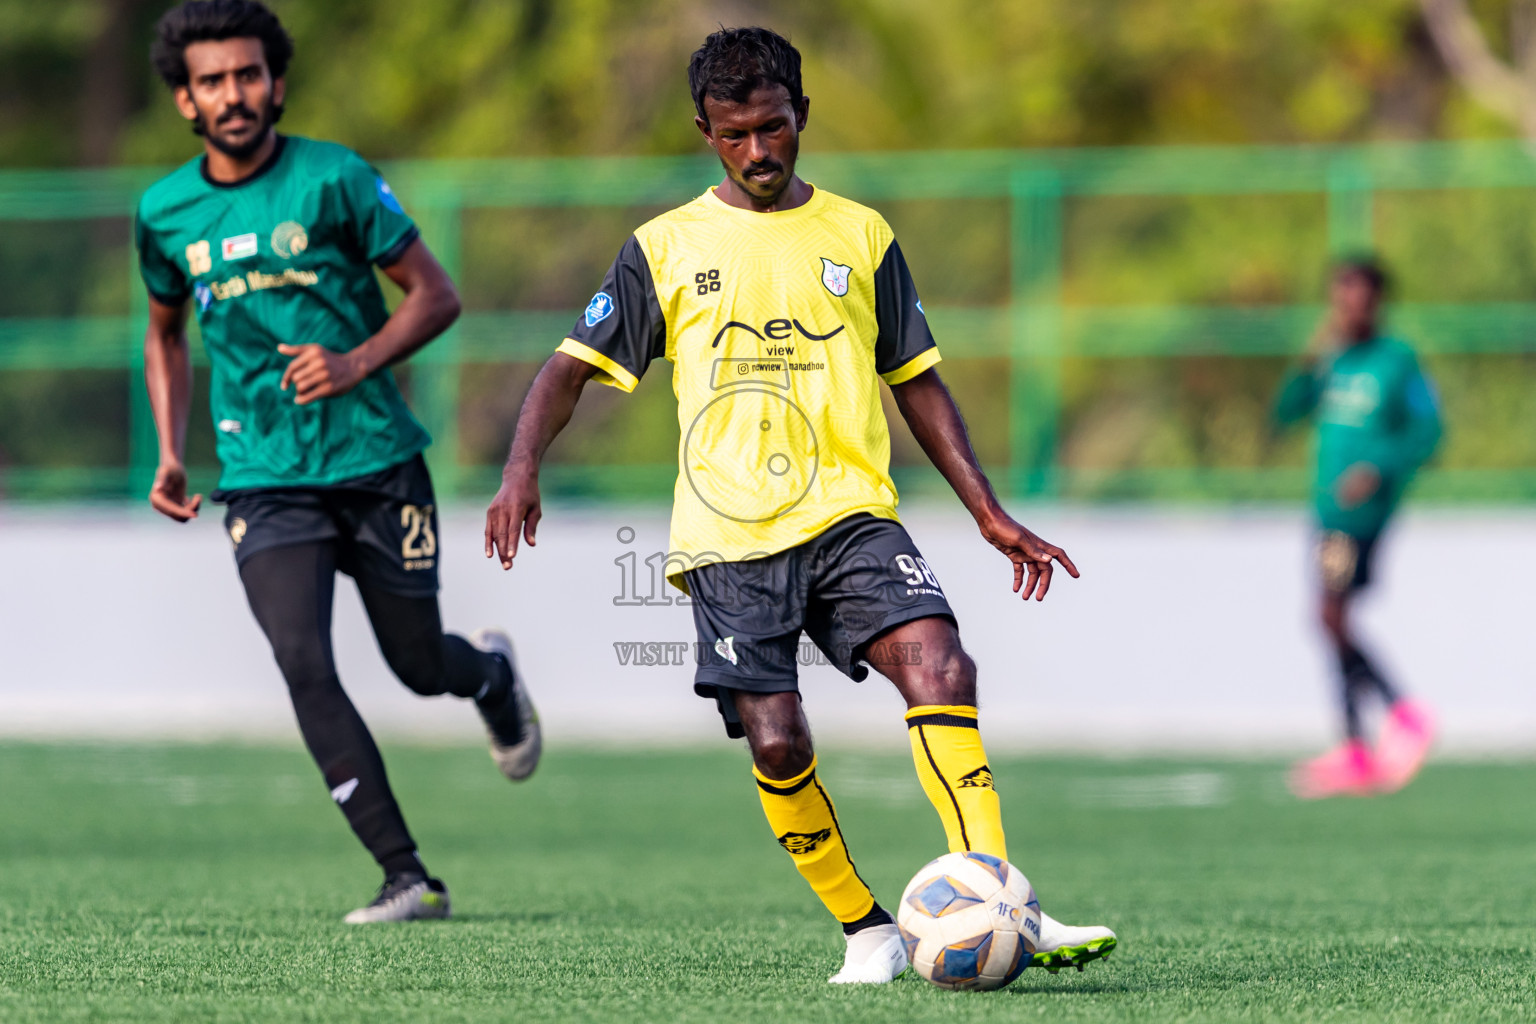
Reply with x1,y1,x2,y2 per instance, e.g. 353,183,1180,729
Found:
777,829,832,855
194,282,213,312
271,221,309,259
585,291,615,327
820,257,852,297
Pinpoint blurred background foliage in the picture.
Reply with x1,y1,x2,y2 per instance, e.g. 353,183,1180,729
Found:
3,0,1536,500
5,0,1526,167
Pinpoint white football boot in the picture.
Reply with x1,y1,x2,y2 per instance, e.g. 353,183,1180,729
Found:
828,923,909,984
343,875,452,924
470,628,542,781
1031,910,1117,972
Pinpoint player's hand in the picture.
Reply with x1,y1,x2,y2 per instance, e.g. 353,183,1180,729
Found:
979,511,1079,602
485,468,542,570
1305,308,1345,361
149,460,201,522
277,344,367,405
1335,462,1381,509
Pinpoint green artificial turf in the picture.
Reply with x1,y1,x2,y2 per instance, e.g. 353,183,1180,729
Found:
0,742,1532,1022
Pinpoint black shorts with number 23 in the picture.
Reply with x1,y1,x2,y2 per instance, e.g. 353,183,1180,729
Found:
212,453,441,598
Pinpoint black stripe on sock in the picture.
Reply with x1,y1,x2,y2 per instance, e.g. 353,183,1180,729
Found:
917,723,971,850
811,775,876,900
906,713,978,729
842,903,894,936
756,770,817,796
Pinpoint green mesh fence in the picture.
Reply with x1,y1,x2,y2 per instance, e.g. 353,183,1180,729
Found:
3,140,1536,503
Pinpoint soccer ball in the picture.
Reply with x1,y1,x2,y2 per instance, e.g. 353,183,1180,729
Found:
896,851,1041,991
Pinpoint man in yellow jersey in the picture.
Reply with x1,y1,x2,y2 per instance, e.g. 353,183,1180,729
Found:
485,27,1116,984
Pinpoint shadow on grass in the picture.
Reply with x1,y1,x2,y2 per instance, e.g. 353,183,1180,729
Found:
1003,976,1153,996
444,911,562,925
885,965,1157,998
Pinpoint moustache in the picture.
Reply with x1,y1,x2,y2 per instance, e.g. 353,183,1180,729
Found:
217,104,260,126
743,160,782,177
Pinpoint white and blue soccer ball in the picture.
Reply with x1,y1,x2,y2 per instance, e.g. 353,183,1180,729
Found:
896,851,1041,991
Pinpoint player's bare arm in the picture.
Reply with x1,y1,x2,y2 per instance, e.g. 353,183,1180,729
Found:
279,239,460,405
890,367,1078,601
144,294,201,522
484,352,599,568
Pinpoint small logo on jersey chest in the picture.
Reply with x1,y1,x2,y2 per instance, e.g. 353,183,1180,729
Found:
585,291,615,326
819,257,851,297
695,269,721,295
185,240,212,276
271,221,308,259
221,233,257,261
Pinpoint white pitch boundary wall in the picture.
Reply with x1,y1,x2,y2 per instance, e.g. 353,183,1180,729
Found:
0,504,1531,754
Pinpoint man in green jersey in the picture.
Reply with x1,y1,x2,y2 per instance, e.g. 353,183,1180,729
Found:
136,0,540,922
1275,256,1441,799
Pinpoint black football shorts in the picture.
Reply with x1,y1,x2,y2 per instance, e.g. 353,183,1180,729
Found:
212,454,441,598
685,513,956,737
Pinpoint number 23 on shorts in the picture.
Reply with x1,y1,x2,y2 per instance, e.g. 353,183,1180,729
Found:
401,503,437,568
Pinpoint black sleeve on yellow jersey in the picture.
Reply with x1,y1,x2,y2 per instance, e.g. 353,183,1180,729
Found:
134,210,190,306
558,235,666,392
873,239,941,385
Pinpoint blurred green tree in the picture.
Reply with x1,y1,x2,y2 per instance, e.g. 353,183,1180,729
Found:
0,0,1520,168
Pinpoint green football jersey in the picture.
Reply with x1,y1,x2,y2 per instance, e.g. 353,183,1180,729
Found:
135,134,431,490
1274,334,1442,538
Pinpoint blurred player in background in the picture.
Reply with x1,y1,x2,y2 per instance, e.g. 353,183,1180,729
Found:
1275,256,1441,799
485,27,1114,984
135,0,539,922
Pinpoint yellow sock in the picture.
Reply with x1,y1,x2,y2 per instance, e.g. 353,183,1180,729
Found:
754,757,876,924
906,705,1008,859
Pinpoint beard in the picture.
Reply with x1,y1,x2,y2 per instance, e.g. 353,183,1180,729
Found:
193,97,284,159
729,161,782,201
721,135,798,206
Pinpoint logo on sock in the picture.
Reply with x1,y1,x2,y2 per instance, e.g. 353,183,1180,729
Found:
330,778,360,804
957,765,994,790
776,828,832,855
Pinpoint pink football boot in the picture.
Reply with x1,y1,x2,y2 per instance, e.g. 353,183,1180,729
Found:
1289,739,1379,799
1374,699,1436,793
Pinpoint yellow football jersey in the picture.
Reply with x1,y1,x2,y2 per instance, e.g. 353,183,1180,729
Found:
557,185,941,585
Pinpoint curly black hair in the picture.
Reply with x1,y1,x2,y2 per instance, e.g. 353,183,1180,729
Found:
1333,254,1391,297
150,0,293,89
687,27,802,124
